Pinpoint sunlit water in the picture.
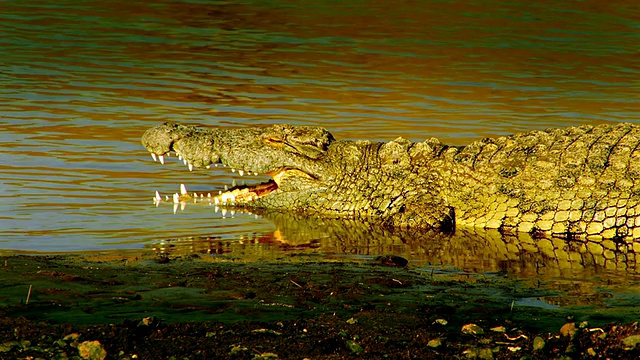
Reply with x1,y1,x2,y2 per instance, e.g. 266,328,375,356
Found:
1,0,639,266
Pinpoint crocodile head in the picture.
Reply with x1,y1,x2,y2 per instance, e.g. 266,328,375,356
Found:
141,122,336,209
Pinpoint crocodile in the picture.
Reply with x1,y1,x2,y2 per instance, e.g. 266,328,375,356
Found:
142,122,640,240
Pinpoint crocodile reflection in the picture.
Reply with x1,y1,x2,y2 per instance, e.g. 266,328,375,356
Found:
151,210,640,281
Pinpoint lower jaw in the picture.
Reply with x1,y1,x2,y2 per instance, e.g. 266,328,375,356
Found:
173,180,279,206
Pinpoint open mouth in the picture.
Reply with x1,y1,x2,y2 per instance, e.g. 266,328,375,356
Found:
147,151,305,209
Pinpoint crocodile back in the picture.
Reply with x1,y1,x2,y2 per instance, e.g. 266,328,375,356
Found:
448,123,640,240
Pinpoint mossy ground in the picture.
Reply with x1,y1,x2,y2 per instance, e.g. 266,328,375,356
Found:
1,253,640,359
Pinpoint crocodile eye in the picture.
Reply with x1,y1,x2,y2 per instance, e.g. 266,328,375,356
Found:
265,137,284,147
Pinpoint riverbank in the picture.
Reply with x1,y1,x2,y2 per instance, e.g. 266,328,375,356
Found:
1,253,639,359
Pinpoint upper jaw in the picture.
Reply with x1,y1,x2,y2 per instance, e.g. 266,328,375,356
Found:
144,141,318,188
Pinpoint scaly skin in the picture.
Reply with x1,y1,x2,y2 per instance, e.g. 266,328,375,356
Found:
142,122,640,240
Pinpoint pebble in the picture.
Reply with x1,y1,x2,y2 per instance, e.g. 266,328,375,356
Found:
427,338,442,348
434,318,448,325
621,334,640,350
346,340,363,353
559,322,577,338
77,340,107,360
533,336,545,351
461,323,485,335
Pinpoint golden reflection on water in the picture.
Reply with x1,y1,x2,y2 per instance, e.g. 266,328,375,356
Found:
1,0,639,258
148,210,640,309
151,211,640,280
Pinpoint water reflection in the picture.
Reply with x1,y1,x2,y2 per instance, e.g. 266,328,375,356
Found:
147,209,640,310
153,210,640,282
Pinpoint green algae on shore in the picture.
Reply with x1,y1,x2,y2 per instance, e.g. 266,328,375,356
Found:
1,253,640,358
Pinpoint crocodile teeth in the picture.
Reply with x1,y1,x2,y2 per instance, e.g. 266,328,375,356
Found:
220,193,235,203
173,203,178,214
178,154,183,160
254,172,258,176
180,184,188,195
183,159,187,165
151,153,158,162
155,191,162,201
188,163,193,171
231,168,236,173
206,165,210,169
159,155,165,165
173,193,180,203
238,170,244,176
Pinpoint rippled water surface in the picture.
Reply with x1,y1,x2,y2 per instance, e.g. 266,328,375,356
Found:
1,0,639,262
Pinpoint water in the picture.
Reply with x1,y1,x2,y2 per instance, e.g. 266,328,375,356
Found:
1,0,639,260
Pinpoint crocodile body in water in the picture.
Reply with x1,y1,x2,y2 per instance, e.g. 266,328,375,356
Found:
142,122,640,240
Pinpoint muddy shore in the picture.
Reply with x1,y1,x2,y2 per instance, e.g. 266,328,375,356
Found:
1,253,640,359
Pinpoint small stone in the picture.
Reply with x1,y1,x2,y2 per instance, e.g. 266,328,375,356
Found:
138,316,158,327
462,323,485,335
434,318,448,325
77,340,107,360
621,334,640,349
427,338,442,348
345,340,363,354
346,317,358,324
560,322,577,338
587,348,597,356
490,326,506,333
533,336,545,351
